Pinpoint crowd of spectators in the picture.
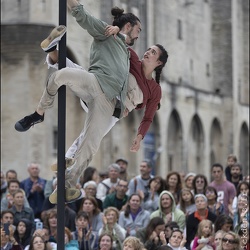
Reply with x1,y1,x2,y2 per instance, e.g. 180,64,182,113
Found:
1,155,249,250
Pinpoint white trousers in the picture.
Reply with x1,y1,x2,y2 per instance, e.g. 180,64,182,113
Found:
38,68,117,187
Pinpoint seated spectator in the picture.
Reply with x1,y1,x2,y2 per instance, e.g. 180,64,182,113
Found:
42,208,57,243
96,163,120,202
192,174,208,196
218,231,240,250
176,188,196,216
99,207,126,250
71,211,98,250
164,221,179,244
167,229,188,250
1,179,30,210
191,219,215,250
214,214,233,233
136,217,166,250
150,190,186,231
98,233,113,250
28,235,47,250
118,194,150,236
24,227,57,250
103,179,129,211
122,236,145,250
78,196,103,233
9,189,35,231
20,163,47,219
55,227,79,250
233,193,249,234
205,186,224,216
185,194,217,249
140,176,166,214
184,173,196,190
13,218,33,249
165,171,183,204
1,170,8,199
1,225,23,250
75,180,103,212
1,210,15,226
214,230,224,249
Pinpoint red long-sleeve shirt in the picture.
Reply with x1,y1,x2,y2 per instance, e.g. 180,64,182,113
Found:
129,48,162,138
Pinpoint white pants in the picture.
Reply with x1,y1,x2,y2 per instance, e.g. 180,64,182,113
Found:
38,68,117,187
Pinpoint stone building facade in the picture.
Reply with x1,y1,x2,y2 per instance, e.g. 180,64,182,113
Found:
1,0,249,181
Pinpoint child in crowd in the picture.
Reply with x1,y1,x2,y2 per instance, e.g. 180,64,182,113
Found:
176,188,196,216
205,186,224,216
191,219,215,250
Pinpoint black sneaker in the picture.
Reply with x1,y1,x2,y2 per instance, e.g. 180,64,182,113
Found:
15,112,44,132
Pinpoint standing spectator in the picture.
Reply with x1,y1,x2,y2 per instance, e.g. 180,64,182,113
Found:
1,180,30,211
71,211,98,250
224,154,241,182
176,188,196,217
209,163,236,215
205,186,224,216
103,179,129,211
79,196,103,233
165,171,183,204
115,158,130,182
150,190,186,231
99,207,126,250
20,163,47,219
81,166,100,188
136,217,166,250
229,163,243,190
128,159,154,196
184,173,196,190
13,218,33,249
9,189,35,230
185,194,217,249
192,174,208,195
118,194,150,236
96,163,120,202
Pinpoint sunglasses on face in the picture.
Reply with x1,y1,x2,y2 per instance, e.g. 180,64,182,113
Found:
222,238,236,244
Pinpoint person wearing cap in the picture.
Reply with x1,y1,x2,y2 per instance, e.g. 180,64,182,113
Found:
96,163,121,202
185,194,217,249
115,158,129,181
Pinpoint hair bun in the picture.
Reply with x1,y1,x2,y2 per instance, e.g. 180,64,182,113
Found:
111,6,124,18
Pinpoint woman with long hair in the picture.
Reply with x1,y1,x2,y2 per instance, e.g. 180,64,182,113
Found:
217,231,240,250
98,233,113,250
118,194,150,236
192,174,208,195
176,188,196,216
136,216,166,250
79,196,103,233
29,235,48,250
43,208,57,243
165,171,182,204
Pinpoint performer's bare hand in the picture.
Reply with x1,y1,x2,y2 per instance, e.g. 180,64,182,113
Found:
130,134,143,152
105,25,120,39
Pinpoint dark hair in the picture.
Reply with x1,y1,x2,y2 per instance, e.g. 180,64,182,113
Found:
211,163,224,171
165,171,182,193
75,211,89,221
236,181,249,196
154,44,168,110
148,176,166,195
1,210,14,218
14,218,33,248
7,179,20,188
231,163,242,171
205,186,218,200
111,7,140,29
98,232,113,250
192,174,208,195
29,235,47,250
165,221,179,231
214,214,233,232
6,169,17,178
145,217,165,238
179,188,195,213
124,194,142,217
81,166,97,186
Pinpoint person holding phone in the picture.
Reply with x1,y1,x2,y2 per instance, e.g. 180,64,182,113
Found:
1,224,23,250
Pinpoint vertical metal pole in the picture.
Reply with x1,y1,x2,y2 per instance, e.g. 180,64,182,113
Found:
57,0,67,248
